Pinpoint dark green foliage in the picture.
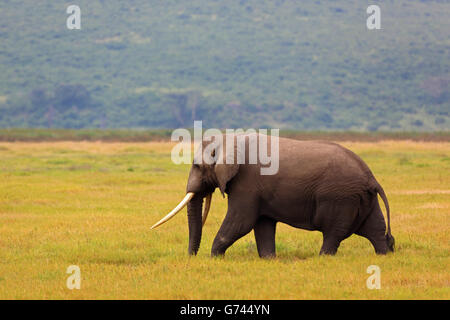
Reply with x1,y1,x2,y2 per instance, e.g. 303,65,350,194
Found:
0,128,448,142
0,1,448,130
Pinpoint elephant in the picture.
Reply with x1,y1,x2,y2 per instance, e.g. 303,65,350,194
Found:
152,133,395,258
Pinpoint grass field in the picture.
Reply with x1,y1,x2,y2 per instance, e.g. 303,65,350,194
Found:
0,140,449,299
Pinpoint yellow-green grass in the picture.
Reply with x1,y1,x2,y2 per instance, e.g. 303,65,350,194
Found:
0,141,448,299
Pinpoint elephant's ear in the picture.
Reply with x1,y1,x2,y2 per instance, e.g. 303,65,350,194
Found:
214,140,240,197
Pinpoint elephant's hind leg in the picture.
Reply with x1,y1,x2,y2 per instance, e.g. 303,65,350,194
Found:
316,199,359,256
320,234,341,255
254,216,277,258
355,200,390,254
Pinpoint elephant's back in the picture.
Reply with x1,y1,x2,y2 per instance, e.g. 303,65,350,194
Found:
280,138,371,174
277,139,375,195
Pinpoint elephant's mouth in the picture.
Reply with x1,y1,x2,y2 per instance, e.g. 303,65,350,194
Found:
151,192,212,229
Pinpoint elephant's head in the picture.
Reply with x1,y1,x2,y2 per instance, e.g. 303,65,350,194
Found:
151,134,240,255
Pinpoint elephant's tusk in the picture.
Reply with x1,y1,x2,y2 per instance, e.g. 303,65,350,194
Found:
202,193,212,227
151,192,195,229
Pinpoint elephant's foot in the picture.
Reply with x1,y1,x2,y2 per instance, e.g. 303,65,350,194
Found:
211,251,225,258
319,234,341,255
259,251,276,259
211,235,231,257
368,234,395,255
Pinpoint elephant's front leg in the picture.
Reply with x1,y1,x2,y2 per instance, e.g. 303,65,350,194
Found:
254,216,277,258
211,198,259,257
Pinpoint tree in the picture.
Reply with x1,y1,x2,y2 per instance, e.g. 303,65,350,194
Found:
53,84,91,111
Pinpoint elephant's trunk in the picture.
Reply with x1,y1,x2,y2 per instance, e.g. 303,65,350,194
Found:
187,194,203,255
151,191,213,255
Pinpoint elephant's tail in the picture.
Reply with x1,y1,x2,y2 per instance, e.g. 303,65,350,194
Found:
376,183,391,236
374,182,395,252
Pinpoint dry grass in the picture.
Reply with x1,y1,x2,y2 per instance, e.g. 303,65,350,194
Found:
0,140,448,299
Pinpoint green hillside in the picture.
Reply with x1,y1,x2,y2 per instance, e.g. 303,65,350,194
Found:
0,0,449,130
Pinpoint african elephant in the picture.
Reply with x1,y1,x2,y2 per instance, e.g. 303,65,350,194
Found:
152,133,395,258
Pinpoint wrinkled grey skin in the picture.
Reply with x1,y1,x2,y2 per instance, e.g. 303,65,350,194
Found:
186,133,394,258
